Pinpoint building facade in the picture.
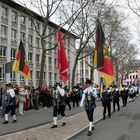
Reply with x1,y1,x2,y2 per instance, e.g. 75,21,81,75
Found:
123,60,140,85
0,0,77,87
76,47,100,86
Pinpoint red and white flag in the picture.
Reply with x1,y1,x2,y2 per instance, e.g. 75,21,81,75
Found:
57,28,68,83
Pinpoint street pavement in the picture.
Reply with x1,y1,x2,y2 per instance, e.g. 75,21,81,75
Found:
0,103,84,136
70,97,140,140
0,101,102,140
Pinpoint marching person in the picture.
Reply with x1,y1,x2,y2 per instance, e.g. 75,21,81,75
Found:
101,85,112,120
71,86,79,108
129,85,135,102
112,85,120,112
3,83,17,124
80,79,97,136
121,85,128,107
51,82,67,128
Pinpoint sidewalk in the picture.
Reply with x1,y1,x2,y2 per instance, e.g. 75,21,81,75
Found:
0,105,103,140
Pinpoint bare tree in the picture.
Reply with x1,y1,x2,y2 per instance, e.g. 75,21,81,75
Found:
15,0,90,86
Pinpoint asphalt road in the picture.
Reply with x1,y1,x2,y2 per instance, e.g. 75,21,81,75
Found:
70,97,140,140
0,101,101,136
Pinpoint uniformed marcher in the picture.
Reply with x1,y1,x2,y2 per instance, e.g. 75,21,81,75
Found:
3,83,17,124
121,85,128,107
112,85,120,112
80,79,97,136
101,85,111,120
51,82,67,128
129,85,135,102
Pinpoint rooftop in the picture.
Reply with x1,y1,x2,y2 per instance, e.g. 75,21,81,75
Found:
1,0,78,39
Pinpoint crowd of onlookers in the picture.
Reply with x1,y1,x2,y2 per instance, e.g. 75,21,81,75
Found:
0,82,139,121
0,83,84,118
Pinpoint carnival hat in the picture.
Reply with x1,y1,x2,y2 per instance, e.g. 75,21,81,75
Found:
85,79,92,84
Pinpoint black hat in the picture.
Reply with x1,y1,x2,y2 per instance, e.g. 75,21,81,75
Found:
55,82,62,87
85,79,92,84
6,83,12,87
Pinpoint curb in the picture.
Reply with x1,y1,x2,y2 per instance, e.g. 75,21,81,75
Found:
65,116,103,140
65,100,125,140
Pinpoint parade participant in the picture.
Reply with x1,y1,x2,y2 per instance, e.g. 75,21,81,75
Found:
71,86,79,108
1,86,6,118
134,84,139,98
112,85,120,112
101,85,112,120
121,85,128,107
18,87,27,115
80,79,97,136
3,83,17,124
32,87,40,110
129,85,135,102
51,82,67,128
64,86,71,110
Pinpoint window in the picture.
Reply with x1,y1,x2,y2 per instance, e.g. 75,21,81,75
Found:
36,37,40,48
11,29,17,41
48,42,52,49
49,72,52,80
20,32,26,41
2,6,8,20
20,15,26,25
0,46,6,59
54,58,57,66
36,22,40,31
48,57,52,65
28,52,33,63
11,48,17,60
54,73,57,81
43,72,46,79
1,25,8,39
30,70,33,80
0,66,4,80
20,75,24,81
28,18,33,29
48,28,52,41
28,35,33,45
36,71,40,79
68,48,70,56
36,54,40,63
10,72,16,81
12,11,17,23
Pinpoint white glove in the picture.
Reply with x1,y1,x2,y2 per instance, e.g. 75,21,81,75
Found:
80,103,83,108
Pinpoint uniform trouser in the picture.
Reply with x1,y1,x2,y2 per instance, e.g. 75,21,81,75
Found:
65,98,71,110
33,99,39,109
19,101,24,114
72,98,79,108
113,100,120,111
53,105,65,117
5,105,16,115
86,108,94,122
103,103,111,118
124,97,128,106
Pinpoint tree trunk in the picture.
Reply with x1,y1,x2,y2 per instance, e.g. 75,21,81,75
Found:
115,60,118,84
71,52,81,87
90,67,94,81
39,50,46,87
